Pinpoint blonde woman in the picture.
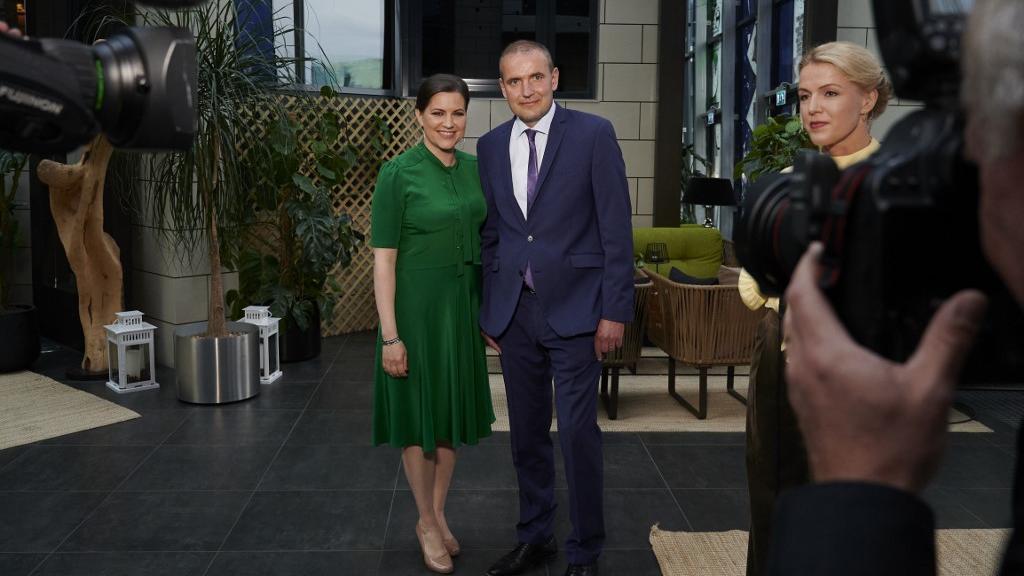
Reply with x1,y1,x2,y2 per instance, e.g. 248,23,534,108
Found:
743,41,892,576
798,40,892,163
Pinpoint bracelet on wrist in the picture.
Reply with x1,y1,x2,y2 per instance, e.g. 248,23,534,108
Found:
382,336,402,346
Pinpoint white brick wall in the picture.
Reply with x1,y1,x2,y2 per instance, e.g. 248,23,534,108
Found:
458,0,659,228
130,206,238,367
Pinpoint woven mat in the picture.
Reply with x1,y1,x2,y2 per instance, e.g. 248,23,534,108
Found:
649,526,1010,576
488,370,990,434
0,371,140,450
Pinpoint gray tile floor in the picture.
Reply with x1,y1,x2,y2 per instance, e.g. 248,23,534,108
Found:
0,332,1017,576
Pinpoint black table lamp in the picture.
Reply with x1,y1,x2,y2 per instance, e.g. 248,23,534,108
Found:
683,177,735,228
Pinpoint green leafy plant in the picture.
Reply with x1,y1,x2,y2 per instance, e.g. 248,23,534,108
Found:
227,86,391,332
0,151,27,310
680,143,710,224
130,1,295,338
734,114,814,183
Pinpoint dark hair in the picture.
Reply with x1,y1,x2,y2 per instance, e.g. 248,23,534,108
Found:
415,74,470,112
499,40,554,76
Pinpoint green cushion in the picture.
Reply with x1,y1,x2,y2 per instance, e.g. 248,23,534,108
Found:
633,224,723,278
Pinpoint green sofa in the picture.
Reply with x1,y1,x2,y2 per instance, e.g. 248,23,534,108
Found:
633,225,723,279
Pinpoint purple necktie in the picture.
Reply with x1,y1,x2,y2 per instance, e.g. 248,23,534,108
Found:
524,129,539,290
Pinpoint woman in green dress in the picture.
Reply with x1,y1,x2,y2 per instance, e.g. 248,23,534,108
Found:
371,74,495,574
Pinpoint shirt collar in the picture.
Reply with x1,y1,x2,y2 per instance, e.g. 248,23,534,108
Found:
512,102,558,140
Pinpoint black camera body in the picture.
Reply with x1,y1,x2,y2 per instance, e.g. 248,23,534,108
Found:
0,0,205,153
736,0,1024,384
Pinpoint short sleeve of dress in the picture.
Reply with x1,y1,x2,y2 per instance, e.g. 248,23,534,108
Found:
370,161,403,249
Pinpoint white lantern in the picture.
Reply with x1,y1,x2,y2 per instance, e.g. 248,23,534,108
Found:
104,311,159,394
239,306,282,384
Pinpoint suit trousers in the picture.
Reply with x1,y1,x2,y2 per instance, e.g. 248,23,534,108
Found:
498,288,605,565
745,308,809,576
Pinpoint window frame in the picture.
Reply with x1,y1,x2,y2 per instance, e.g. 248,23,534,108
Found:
399,0,600,99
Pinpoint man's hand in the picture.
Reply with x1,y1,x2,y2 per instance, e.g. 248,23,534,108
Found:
594,319,625,360
482,331,501,354
783,242,987,494
382,341,408,378
0,22,23,38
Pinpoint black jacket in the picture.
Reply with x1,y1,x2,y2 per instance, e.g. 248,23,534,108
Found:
768,425,1023,575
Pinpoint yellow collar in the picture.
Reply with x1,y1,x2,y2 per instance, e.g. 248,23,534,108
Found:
831,138,881,169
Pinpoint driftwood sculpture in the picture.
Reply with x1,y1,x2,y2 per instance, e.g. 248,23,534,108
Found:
37,135,122,375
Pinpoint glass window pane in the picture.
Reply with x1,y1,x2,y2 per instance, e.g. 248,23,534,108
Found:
303,0,385,89
686,0,697,50
684,55,695,147
554,3,594,93
736,22,757,172
793,0,805,79
269,333,280,372
710,41,721,108
711,0,722,36
737,0,756,21
419,0,593,96
556,0,589,17
108,341,119,382
422,0,533,83
126,344,145,382
271,0,295,72
772,0,795,86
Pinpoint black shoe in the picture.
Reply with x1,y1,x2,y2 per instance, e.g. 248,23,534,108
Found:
563,563,598,576
485,536,558,576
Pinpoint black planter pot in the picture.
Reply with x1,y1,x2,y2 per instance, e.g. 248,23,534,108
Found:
0,304,40,372
280,304,321,363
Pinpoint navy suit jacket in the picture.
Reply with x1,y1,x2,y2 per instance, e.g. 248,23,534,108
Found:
477,104,634,338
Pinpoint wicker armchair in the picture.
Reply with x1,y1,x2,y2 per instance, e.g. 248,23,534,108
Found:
599,279,652,420
643,267,764,419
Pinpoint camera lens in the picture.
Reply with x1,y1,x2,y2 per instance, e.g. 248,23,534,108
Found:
93,26,196,151
93,32,147,146
735,172,801,296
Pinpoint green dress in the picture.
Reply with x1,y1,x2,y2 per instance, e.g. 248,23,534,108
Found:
370,142,495,452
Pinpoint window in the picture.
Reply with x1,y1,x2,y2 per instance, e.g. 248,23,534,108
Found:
303,1,387,88
771,0,796,88
680,0,815,235
683,0,698,151
271,0,396,92
701,0,724,177
403,0,598,98
736,0,757,170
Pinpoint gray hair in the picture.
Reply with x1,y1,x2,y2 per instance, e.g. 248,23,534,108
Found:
963,0,1024,159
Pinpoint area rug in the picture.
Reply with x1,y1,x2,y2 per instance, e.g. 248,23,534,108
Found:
487,368,990,434
649,526,1010,576
0,371,141,450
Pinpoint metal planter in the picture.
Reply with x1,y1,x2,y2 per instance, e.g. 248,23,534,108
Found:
175,321,260,404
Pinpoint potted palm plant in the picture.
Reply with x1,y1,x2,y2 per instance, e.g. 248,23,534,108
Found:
136,2,292,402
227,87,389,362
0,150,39,372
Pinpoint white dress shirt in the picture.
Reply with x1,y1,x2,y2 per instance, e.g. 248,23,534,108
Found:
508,103,557,219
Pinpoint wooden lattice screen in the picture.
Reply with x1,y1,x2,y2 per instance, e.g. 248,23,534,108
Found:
251,94,421,336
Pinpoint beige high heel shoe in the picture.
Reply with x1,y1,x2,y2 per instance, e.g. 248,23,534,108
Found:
443,535,461,557
416,521,454,574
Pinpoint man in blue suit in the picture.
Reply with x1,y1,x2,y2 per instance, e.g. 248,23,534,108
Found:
477,40,634,576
